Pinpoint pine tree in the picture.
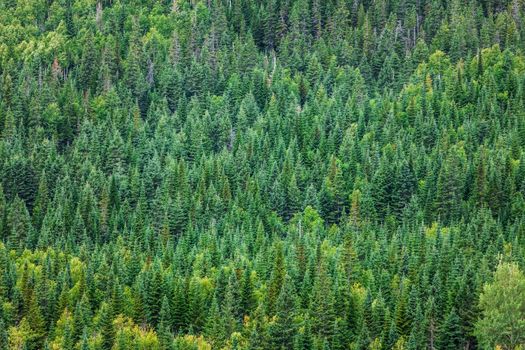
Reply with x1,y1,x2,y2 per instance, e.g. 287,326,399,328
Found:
172,280,189,334
79,329,90,350
26,291,46,350
158,296,173,350
438,308,463,350
269,274,297,349
0,319,8,350
436,146,466,223
187,279,206,333
146,266,163,327
98,303,114,350
125,24,147,111
79,31,97,93
205,297,227,348
223,272,243,332
240,267,256,317
311,260,336,342
267,242,285,316
7,196,33,251
32,174,48,230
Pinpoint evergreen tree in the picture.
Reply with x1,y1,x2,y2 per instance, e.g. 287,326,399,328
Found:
438,308,464,350
0,1,524,349
269,274,297,349
79,31,97,93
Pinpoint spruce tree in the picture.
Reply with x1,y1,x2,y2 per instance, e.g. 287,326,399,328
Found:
269,274,297,349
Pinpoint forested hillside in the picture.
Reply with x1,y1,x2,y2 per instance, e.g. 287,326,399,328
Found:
1,0,525,349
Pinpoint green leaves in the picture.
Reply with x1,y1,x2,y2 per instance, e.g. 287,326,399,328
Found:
1,0,525,349
475,263,525,350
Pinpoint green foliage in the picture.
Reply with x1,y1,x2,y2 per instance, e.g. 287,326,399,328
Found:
0,0,524,348
475,263,525,350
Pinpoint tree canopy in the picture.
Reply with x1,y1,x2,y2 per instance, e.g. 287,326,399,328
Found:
0,0,525,349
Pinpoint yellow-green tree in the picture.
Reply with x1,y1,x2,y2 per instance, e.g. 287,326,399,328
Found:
475,263,525,350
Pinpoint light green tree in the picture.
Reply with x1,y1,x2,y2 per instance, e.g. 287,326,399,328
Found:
475,262,525,350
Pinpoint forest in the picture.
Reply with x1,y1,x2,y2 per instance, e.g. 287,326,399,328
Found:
0,0,525,349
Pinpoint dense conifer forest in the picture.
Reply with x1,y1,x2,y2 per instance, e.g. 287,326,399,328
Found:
1,0,525,349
